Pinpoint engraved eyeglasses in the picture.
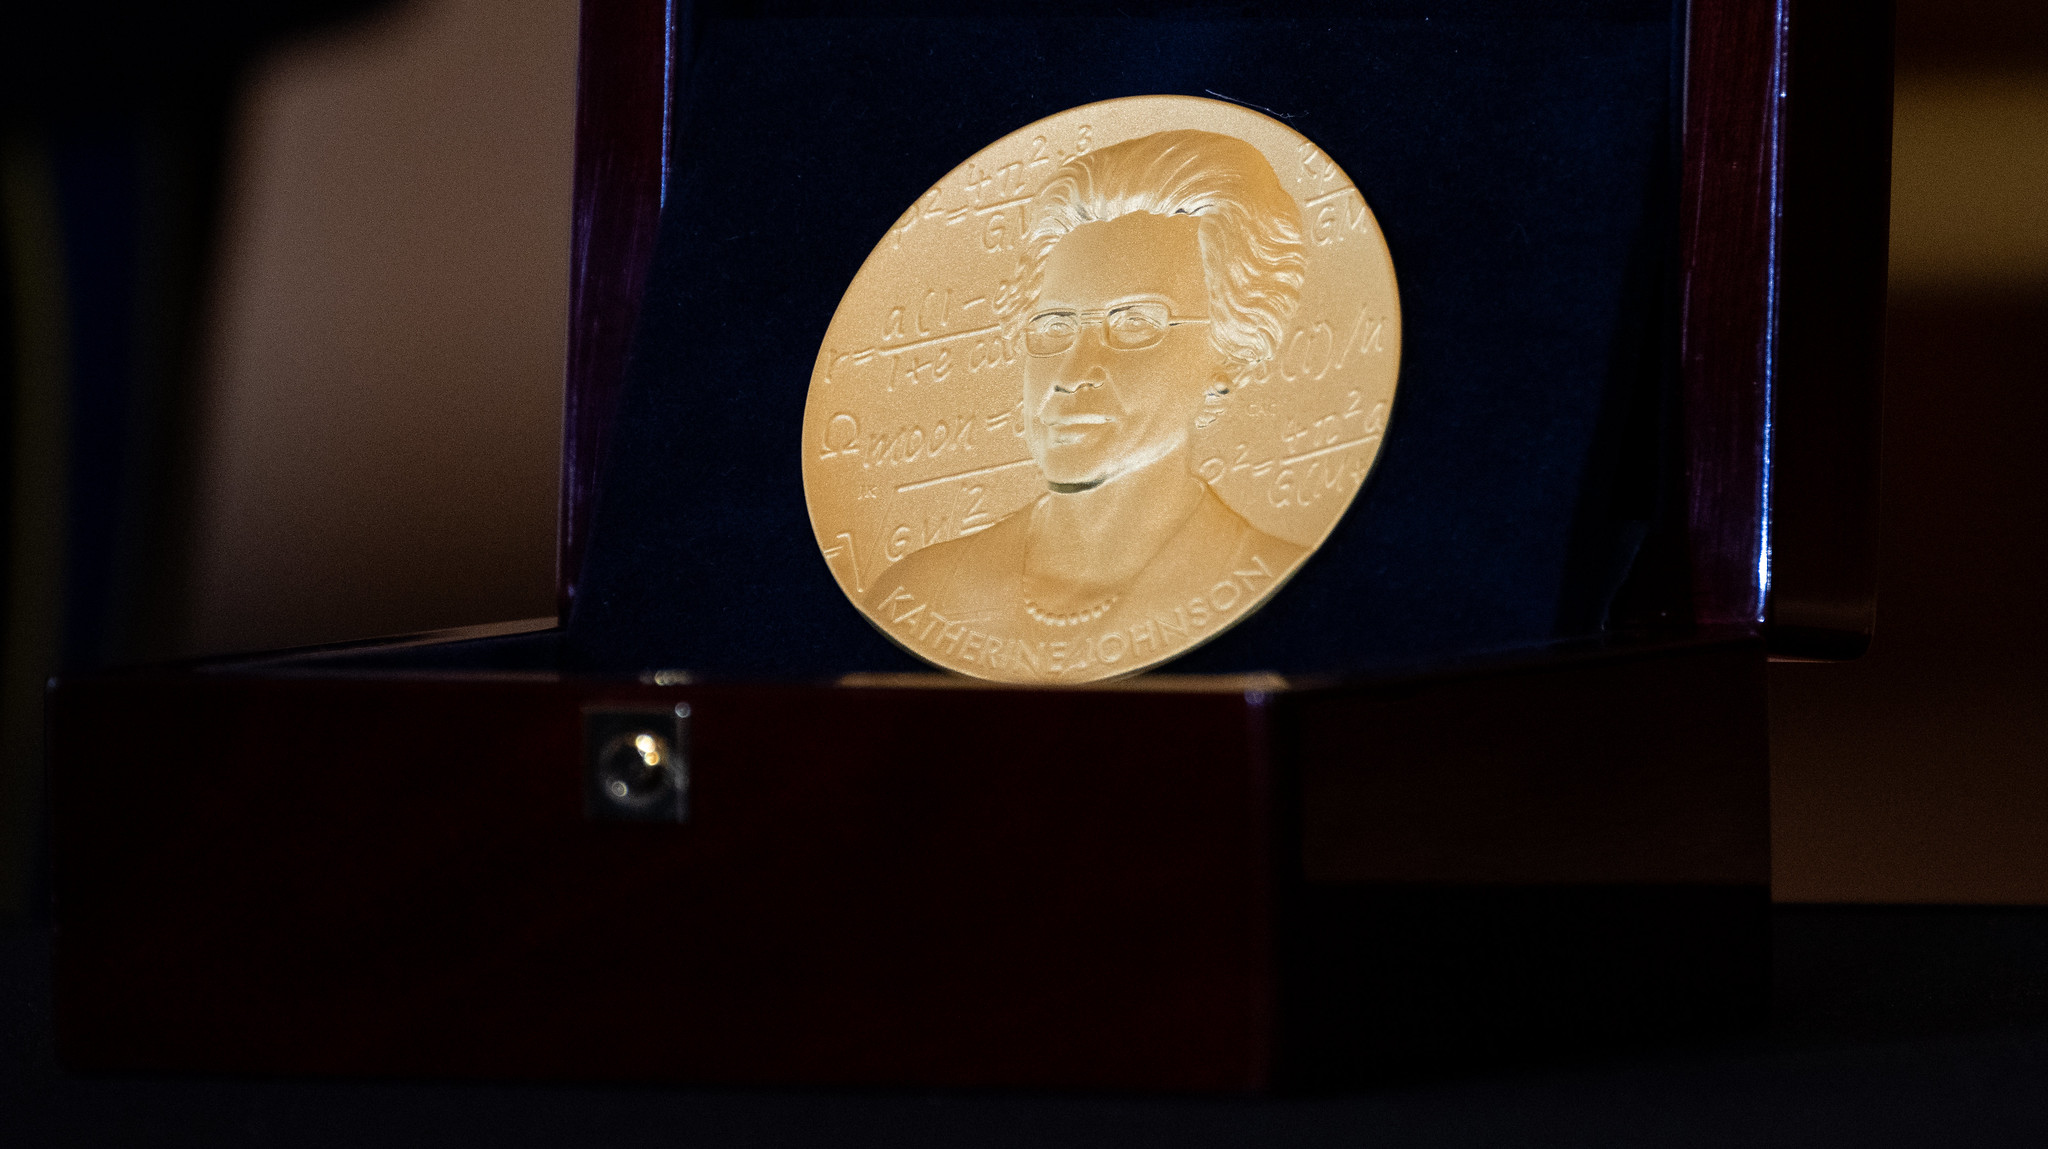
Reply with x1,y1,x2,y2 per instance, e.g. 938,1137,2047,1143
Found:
1023,302,1209,356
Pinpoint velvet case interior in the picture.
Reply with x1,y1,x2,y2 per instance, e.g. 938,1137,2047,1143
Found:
565,0,1686,680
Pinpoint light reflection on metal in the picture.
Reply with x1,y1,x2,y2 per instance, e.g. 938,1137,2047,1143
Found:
586,709,689,823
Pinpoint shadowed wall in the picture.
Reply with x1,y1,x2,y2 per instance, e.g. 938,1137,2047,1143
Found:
1768,4,2048,902
189,0,572,656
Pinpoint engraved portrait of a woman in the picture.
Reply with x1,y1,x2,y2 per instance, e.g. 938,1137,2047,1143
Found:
871,130,1309,665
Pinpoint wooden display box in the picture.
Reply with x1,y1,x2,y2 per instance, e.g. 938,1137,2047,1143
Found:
48,0,1888,1089
54,637,1765,1089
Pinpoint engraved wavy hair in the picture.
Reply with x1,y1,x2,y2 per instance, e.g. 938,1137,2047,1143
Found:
1000,129,1307,423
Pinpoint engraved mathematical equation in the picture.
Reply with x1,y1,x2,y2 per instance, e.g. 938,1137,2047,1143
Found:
816,468,1028,596
813,286,1024,392
1242,304,1391,389
815,405,1023,471
888,122,1095,252
1199,390,1390,509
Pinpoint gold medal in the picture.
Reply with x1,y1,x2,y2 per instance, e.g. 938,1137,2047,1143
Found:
802,96,1401,683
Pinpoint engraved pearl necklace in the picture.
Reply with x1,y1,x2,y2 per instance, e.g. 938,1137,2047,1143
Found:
1022,593,1119,628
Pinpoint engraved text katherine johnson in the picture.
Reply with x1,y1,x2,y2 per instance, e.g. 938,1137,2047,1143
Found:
802,98,1401,683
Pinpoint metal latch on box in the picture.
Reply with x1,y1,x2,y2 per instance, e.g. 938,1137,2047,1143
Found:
584,703,691,822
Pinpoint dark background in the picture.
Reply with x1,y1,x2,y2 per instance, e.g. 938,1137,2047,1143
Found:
1769,1,2048,903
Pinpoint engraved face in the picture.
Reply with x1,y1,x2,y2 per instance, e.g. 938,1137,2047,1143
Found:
1022,212,1222,489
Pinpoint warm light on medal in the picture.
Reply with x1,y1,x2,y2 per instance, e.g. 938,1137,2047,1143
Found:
802,95,1402,684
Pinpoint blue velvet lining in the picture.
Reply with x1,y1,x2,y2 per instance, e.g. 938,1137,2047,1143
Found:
568,3,1680,678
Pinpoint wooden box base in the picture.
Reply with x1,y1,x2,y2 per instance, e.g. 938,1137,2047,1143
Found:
50,637,1767,1090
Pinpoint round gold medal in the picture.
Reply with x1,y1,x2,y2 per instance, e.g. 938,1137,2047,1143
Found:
802,95,1400,683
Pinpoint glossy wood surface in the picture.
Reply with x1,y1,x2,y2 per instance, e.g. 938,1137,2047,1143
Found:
1677,0,1784,632
55,675,1278,1088
52,637,1767,1087
1293,639,1769,886
560,0,671,617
